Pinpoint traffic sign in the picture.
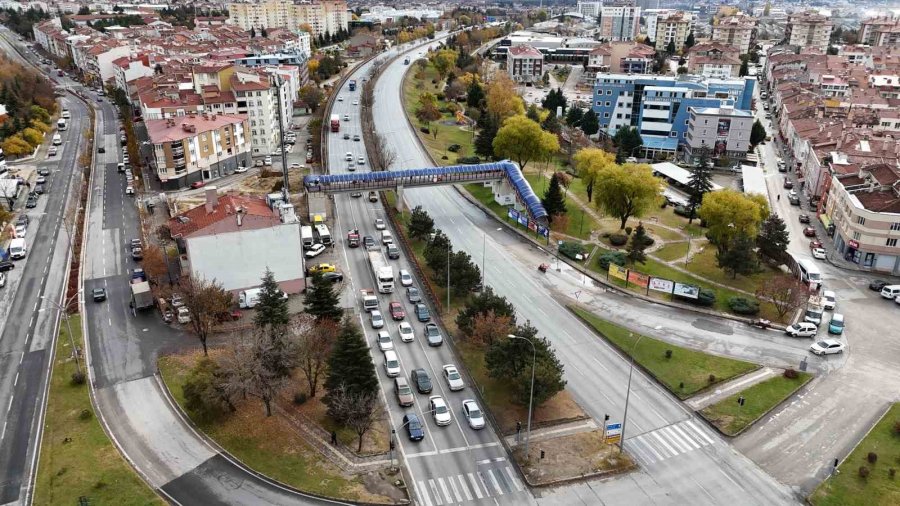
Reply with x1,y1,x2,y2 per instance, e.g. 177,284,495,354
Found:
605,422,622,444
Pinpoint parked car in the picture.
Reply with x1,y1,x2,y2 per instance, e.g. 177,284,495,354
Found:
234,166,249,173
177,306,191,324
869,279,888,291
399,269,413,287
828,313,845,335
403,412,425,441
822,290,836,310
424,323,443,347
191,181,206,189
789,195,801,206
0,261,15,272
0,272,5,288
368,191,378,202
809,339,844,355
785,322,818,338
812,248,827,260
389,301,405,320
131,246,143,260
783,180,794,189
803,227,817,237
798,214,810,224
370,310,385,329
321,271,344,283
376,330,393,351
305,243,327,258
442,364,464,391
26,196,38,208
92,288,107,302
363,235,375,249
809,239,823,249
410,368,432,394
414,303,430,322
429,396,452,426
307,263,336,275
462,399,485,429
398,322,414,342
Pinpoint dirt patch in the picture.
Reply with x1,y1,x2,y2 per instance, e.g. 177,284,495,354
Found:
359,469,408,503
513,430,635,486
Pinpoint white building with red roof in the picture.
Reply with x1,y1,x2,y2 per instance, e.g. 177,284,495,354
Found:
506,44,544,84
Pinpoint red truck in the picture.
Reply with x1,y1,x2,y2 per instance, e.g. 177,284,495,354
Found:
347,228,360,248
330,114,340,132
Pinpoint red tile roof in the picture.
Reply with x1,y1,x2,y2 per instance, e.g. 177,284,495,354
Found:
168,193,279,238
146,113,246,144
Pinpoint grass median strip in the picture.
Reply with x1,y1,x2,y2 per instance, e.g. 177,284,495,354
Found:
570,306,758,399
699,372,812,436
810,403,900,506
35,314,164,506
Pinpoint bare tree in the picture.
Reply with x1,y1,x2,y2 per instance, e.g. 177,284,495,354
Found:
180,275,234,356
328,384,384,452
291,315,337,398
756,274,810,320
221,332,293,417
370,132,397,172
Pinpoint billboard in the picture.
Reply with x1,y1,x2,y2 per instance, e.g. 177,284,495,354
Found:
649,277,674,293
673,282,700,299
717,118,731,138
628,270,649,288
608,264,628,281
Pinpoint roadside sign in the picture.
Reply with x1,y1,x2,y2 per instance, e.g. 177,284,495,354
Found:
605,422,622,444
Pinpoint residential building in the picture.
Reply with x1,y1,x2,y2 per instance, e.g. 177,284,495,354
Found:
687,42,742,78
147,113,251,190
597,2,641,42
112,55,155,97
592,73,755,158
711,14,756,55
682,105,753,163
859,15,900,48
823,164,900,273
226,0,350,37
786,10,832,53
576,1,602,19
507,45,544,84
493,31,603,63
345,32,381,58
649,10,694,50
168,190,306,294
586,41,655,75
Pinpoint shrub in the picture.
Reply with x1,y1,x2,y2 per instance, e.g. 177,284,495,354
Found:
894,420,900,436
859,466,870,479
783,368,799,379
420,126,430,134
436,93,445,101
708,374,717,384
596,251,627,271
70,371,86,385
624,226,633,236
674,205,698,218
182,358,230,423
293,392,308,405
728,297,760,315
609,234,627,246
868,452,878,464
665,349,673,359
79,409,92,420
696,289,716,307
447,144,461,152
457,156,481,164
559,241,587,261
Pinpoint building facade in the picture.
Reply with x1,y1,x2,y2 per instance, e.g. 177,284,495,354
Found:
711,14,756,54
682,106,753,162
652,11,694,50
226,0,349,37
786,10,832,53
576,1,602,19
586,41,655,75
147,113,252,190
507,45,544,84
859,15,900,48
687,41,742,78
597,3,641,42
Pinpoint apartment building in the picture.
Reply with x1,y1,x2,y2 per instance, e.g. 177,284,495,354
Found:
597,2,641,42
507,45,544,84
786,10,833,53
650,10,694,50
859,15,900,48
148,113,252,190
592,73,754,158
227,0,349,37
687,41,742,78
824,163,900,273
711,14,756,55
586,41,655,75
682,105,753,163
576,1,602,19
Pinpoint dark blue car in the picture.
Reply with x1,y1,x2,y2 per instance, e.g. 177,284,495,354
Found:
414,303,430,322
403,413,425,442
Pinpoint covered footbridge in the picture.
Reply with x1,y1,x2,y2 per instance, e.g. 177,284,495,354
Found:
303,160,548,223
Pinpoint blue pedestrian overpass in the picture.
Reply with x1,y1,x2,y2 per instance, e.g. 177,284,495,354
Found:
303,160,548,223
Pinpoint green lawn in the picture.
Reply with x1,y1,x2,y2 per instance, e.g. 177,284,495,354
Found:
522,173,598,240
571,307,758,399
35,315,163,506
700,372,812,436
654,242,690,262
811,403,900,506
685,247,779,294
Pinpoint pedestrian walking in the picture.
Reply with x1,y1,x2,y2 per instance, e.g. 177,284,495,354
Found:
330,431,337,445
777,194,780,201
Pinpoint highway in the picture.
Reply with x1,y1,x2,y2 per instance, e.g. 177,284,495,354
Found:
369,41,800,505
0,29,92,505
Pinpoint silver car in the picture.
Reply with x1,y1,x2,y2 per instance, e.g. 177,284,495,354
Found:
370,310,385,329
462,399,484,429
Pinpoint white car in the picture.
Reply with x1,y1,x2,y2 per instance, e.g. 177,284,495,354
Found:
397,322,414,342
429,395,452,426
343,114,350,121
290,163,303,169
177,306,191,324
370,310,384,329
0,272,6,288
305,243,327,258
374,218,386,230
399,269,413,287
461,399,484,429
337,95,343,101
812,247,827,260
36,176,46,184
357,156,365,165
234,166,249,173
822,290,836,310
809,339,844,355
14,224,27,237
376,330,393,351
345,152,353,161
442,364,464,391
785,322,817,338
264,156,272,165
125,185,134,195
383,350,400,377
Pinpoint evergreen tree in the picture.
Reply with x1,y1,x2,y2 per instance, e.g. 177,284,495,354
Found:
456,287,517,337
756,214,790,262
542,173,567,223
253,268,289,331
261,27,268,37
687,149,713,223
666,39,676,54
750,119,767,146
484,323,566,407
613,126,643,163
739,57,749,77
408,205,435,240
250,26,256,38
564,106,583,127
424,230,453,274
626,223,652,265
685,32,695,50
541,88,566,115
541,112,561,133
580,109,600,136
474,113,498,159
526,103,541,123
717,233,757,279
323,319,378,419
304,272,343,322
466,80,485,110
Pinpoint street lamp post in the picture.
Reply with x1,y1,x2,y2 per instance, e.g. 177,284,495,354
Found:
41,292,82,375
619,333,643,453
508,334,536,459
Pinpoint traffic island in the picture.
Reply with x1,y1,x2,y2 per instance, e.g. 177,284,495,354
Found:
810,403,900,506
35,315,164,505
512,430,636,487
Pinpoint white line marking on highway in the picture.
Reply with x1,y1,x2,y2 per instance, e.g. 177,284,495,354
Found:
486,469,504,495
438,446,469,455
650,431,678,457
504,466,523,492
635,437,665,461
13,372,19,387
467,473,484,499
476,471,491,498
414,481,433,506
427,479,442,505
438,477,453,504
447,475,462,503
19,355,23,365
591,356,609,372
33,301,38,312
29,316,34,328
7,395,14,413
457,475,472,501
568,360,585,376
625,440,655,464
662,425,692,453
670,424,701,450
687,420,716,445
406,450,439,458
475,456,506,464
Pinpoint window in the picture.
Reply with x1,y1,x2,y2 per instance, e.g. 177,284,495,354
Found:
891,222,900,231
604,112,610,118
606,90,612,95
853,231,861,240
616,113,622,119
888,238,898,247
605,102,611,107
670,132,677,137
857,216,866,225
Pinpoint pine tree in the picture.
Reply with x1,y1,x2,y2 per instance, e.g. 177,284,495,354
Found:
684,32,695,50
626,223,652,265
542,173,567,223
474,113,498,159
323,319,378,419
580,109,600,136
261,27,268,38
466,80,485,110
253,268,289,331
541,112,561,133
756,214,790,262
304,272,343,322
750,119,766,146
739,57,749,77
526,103,542,123
564,106,583,127
717,233,757,279
666,39,676,54
250,26,256,38
687,149,713,223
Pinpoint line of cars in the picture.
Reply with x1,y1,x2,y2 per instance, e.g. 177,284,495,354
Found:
783,289,847,356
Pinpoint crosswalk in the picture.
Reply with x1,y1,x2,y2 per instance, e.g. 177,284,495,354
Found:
625,419,717,466
413,464,524,506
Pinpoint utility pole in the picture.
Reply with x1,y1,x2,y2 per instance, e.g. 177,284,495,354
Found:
508,334,536,459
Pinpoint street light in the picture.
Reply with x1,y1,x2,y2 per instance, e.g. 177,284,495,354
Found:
41,291,82,375
619,332,643,453
507,334,536,459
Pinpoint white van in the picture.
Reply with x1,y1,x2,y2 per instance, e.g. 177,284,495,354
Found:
238,288,263,308
381,230,393,245
880,285,900,300
9,238,27,259
314,224,332,245
300,225,314,248
52,133,62,146
796,258,822,291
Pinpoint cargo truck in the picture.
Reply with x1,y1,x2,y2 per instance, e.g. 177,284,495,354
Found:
360,289,378,312
330,114,340,132
131,281,154,309
347,228,360,248
348,79,357,91
368,249,394,293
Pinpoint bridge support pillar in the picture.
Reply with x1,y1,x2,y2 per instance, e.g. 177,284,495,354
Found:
490,179,518,208
396,184,404,212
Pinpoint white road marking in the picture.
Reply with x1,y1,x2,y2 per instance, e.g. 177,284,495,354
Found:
486,469,504,495
687,420,716,445
504,466,523,492
650,431,678,457
437,477,452,504
406,450,439,458
457,475,472,501
427,479,442,505
447,475,462,503
467,473,484,499
414,481,433,506
670,423,701,450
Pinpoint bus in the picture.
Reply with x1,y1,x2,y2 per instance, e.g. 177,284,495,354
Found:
57,118,67,131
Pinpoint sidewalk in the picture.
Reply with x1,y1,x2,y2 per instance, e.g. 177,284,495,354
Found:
504,418,599,448
685,366,779,410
